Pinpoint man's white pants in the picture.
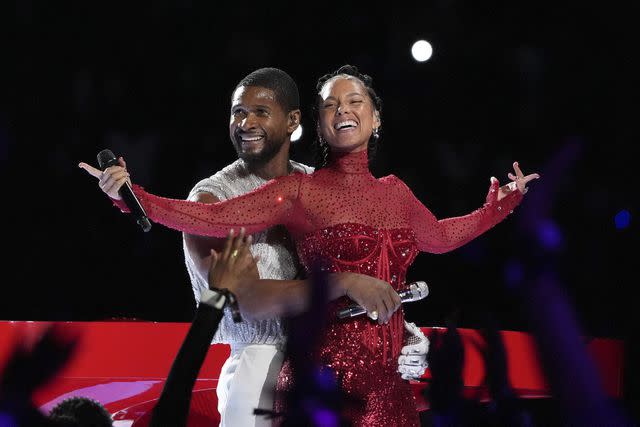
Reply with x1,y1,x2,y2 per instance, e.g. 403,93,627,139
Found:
216,344,284,427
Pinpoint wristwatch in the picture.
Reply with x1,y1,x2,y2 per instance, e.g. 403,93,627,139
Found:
200,288,228,309
199,288,242,322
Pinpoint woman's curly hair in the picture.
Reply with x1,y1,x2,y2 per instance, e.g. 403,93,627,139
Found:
313,65,383,169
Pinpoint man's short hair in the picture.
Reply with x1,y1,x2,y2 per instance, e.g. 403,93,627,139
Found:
235,67,300,112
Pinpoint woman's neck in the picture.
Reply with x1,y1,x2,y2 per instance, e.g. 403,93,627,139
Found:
327,149,370,174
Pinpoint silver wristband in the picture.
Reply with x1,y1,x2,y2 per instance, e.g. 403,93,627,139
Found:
200,288,227,310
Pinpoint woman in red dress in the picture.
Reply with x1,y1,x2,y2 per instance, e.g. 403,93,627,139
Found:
80,65,539,426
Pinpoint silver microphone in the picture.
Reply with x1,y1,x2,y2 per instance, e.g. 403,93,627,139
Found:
337,281,429,319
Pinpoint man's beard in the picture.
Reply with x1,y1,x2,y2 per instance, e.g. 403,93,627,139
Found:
234,135,283,166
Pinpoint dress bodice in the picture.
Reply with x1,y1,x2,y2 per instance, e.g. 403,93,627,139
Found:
296,223,418,291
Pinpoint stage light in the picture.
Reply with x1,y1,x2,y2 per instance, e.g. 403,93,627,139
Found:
614,209,631,230
536,219,564,251
411,40,433,62
292,124,303,142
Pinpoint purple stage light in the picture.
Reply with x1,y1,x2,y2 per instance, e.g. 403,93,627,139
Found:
311,407,339,427
614,209,630,230
536,219,564,251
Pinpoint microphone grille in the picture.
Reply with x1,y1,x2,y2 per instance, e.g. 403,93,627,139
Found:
97,149,118,170
410,281,429,299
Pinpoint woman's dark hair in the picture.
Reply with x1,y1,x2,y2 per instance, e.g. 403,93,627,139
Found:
313,64,383,169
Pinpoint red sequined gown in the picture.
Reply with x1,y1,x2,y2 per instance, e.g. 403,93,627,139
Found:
117,150,523,426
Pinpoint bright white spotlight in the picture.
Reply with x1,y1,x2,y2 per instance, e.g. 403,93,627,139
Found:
291,124,303,142
411,40,433,62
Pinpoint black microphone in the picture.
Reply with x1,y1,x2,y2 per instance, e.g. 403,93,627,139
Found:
337,281,429,319
97,149,152,232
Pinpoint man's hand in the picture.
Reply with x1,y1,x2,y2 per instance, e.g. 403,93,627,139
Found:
338,273,402,324
398,321,429,380
78,157,131,200
208,227,259,295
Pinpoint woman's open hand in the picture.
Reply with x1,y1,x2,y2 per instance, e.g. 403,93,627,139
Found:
496,161,540,201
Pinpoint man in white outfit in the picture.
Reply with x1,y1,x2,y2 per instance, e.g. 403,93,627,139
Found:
183,67,429,426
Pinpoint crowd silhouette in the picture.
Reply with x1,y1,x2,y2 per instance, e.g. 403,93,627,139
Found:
1,255,633,426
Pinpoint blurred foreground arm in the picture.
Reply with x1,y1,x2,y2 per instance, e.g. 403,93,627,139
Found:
149,278,231,427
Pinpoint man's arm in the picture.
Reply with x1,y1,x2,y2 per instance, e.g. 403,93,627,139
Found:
235,274,398,323
183,192,226,284
185,193,402,324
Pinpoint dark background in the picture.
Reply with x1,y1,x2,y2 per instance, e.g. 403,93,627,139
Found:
4,0,636,417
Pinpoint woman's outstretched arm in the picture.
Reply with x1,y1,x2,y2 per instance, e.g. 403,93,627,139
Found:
79,156,302,238
396,161,539,254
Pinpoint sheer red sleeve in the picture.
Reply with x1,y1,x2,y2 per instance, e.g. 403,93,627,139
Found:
391,176,523,254
111,174,302,237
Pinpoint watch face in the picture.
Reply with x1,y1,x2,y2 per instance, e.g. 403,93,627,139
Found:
201,289,226,309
